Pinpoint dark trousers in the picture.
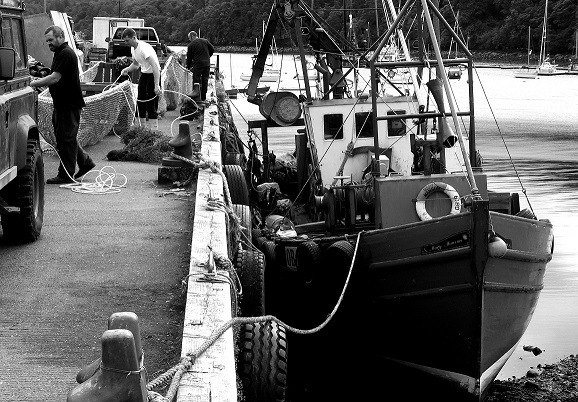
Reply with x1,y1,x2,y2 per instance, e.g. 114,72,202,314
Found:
52,107,91,178
192,66,210,101
136,72,158,119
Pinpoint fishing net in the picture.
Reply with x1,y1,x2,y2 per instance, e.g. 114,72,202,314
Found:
106,125,173,163
161,52,195,111
38,78,136,151
38,56,194,155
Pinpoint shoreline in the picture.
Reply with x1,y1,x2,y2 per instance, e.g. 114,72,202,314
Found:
167,43,576,71
212,46,577,70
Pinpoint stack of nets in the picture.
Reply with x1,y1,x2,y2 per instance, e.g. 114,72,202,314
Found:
39,61,136,151
39,55,195,155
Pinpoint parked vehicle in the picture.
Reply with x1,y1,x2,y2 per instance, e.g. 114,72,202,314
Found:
87,17,145,64
92,16,145,50
106,26,169,64
0,0,44,243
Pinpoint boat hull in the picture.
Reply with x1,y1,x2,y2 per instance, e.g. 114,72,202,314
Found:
354,208,552,399
513,69,538,79
268,206,552,400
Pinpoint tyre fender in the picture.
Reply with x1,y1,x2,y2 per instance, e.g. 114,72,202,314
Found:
296,240,321,283
415,182,461,221
237,321,288,402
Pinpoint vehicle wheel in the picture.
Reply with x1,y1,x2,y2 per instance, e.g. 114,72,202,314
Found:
235,249,266,316
232,203,252,249
223,164,249,206
238,321,288,402
0,141,45,243
223,152,247,169
296,240,321,283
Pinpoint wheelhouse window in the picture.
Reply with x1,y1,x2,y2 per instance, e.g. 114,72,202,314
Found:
355,112,374,138
387,110,406,137
324,113,344,140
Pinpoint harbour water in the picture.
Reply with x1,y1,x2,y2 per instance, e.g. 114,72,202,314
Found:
182,48,578,380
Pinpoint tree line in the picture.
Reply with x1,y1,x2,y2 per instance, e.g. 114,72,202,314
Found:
23,0,578,55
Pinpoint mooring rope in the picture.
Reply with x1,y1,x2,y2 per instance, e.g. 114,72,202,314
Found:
146,231,362,401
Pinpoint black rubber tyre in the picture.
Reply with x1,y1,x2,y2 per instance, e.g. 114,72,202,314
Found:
238,321,288,402
296,240,322,283
223,164,249,206
260,240,277,271
1,141,45,243
235,249,266,316
224,152,247,169
321,240,355,309
251,228,263,241
232,203,252,248
254,236,267,250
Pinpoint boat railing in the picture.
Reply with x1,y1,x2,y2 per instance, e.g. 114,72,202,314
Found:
376,110,471,122
374,58,470,69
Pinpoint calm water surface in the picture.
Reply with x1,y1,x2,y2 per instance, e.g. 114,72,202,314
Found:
183,48,578,379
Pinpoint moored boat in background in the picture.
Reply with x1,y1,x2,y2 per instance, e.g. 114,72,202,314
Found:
537,0,558,75
514,26,538,79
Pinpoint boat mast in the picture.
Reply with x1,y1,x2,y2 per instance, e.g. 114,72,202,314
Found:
527,26,531,66
539,0,548,65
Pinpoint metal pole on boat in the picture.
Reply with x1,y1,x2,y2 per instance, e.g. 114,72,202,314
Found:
375,0,380,37
420,0,480,197
384,0,424,105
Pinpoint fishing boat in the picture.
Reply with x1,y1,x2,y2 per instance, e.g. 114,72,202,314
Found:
537,0,558,75
514,26,538,79
228,1,554,401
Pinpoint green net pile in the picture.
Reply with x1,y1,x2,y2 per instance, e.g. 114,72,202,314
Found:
106,126,173,163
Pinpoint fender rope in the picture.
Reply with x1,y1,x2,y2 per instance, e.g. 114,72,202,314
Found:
146,231,362,401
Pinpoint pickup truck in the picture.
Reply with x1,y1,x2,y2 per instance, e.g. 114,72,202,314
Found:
106,26,169,63
0,0,44,243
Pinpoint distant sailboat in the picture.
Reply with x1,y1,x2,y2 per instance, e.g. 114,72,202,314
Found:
537,0,557,75
514,26,538,79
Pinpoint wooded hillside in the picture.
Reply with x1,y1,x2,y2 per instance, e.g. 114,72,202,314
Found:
23,0,578,55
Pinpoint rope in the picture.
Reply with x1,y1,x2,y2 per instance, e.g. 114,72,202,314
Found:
99,361,143,377
146,231,363,401
60,166,128,194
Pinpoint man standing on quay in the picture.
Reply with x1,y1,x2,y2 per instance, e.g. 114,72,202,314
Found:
30,25,95,184
120,28,162,130
186,31,214,102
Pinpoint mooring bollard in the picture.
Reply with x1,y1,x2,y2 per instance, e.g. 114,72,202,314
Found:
76,312,143,383
67,329,147,402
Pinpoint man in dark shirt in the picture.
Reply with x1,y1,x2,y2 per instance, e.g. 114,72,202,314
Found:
30,25,95,184
185,31,214,102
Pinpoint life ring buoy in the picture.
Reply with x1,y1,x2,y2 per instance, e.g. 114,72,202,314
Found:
415,182,461,221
